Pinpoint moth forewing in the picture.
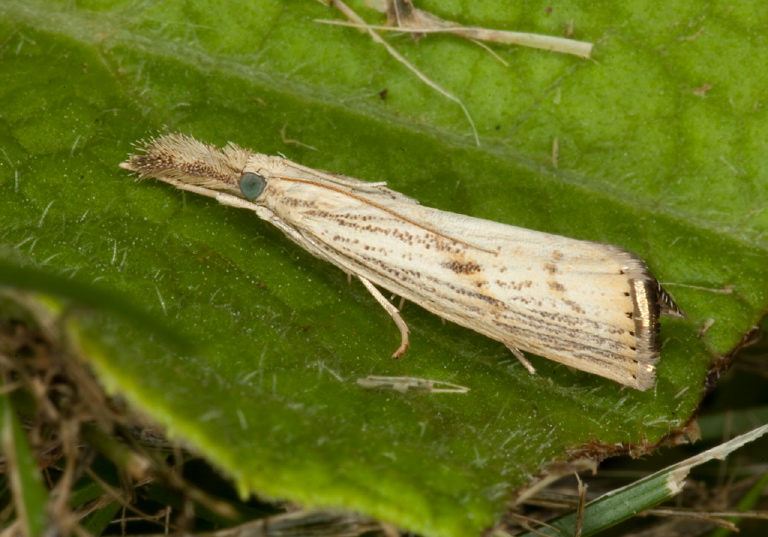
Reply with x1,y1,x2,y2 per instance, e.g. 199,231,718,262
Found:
275,196,670,390
122,133,684,391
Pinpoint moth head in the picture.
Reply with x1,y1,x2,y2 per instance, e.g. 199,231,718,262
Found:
120,133,251,196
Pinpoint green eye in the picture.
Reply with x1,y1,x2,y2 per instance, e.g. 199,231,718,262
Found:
239,172,266,199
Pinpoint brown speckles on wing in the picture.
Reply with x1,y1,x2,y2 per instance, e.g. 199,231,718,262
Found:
442,259,483,274
265,178,671,389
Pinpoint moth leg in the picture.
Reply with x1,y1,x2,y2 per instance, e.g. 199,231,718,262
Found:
358,276,410,359
505,343,536,374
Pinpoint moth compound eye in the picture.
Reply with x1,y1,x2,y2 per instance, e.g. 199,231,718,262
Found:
239,172,266,200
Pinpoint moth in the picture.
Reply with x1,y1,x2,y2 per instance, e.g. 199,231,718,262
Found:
121,133,685,390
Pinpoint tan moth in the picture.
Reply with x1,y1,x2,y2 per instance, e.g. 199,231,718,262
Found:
121,133,685,391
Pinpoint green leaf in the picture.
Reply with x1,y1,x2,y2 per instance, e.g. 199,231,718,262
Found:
0,382,49,536
0,256,191,352
1,1,766,536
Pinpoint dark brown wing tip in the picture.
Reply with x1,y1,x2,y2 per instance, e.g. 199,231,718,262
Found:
628,272,685,391
629,276,661,391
